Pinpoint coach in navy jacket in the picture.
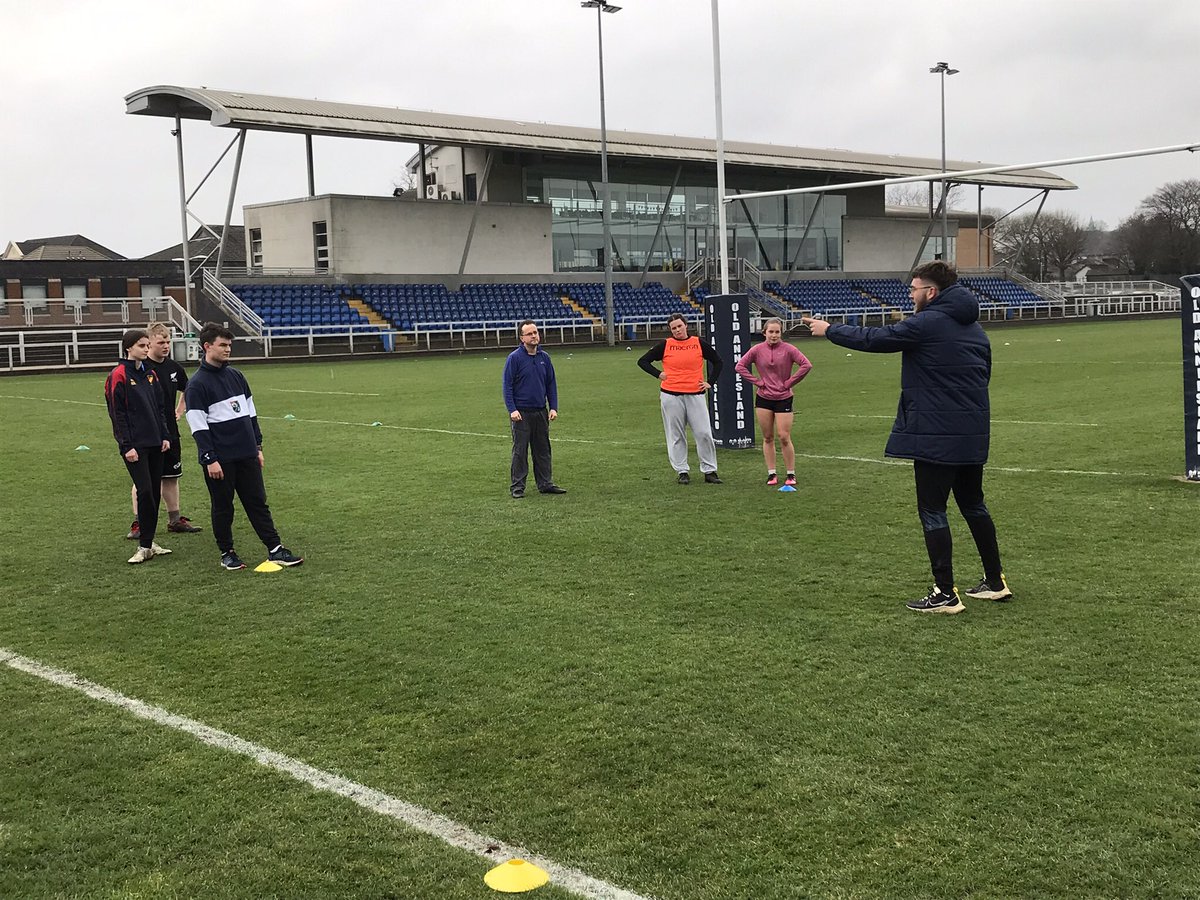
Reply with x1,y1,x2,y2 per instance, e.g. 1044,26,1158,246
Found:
803,262,1010,614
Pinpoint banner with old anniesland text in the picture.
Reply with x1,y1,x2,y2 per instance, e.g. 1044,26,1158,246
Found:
1180,274,1200,481
705,293,755,449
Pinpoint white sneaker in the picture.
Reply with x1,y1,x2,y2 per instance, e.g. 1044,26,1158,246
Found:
127,547,154,564
149,542,172,556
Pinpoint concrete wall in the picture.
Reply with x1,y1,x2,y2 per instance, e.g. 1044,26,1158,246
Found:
842,216,958,273
244,195,553,275
244,197,332,270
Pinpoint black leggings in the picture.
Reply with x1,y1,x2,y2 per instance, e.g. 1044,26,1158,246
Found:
913,460,1002,591
124,448,164,548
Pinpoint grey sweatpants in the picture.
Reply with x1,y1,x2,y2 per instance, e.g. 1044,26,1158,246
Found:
660,392,717,475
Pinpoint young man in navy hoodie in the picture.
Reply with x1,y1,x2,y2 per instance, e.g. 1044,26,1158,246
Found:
804,262,1011,614
184,323,303,571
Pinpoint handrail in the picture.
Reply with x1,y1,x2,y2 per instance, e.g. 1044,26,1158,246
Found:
201,269,264,336
1006,270,1064,301
165,297,203,334
1039,279,1177,297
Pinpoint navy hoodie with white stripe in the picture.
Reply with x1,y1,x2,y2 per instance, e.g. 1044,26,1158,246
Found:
184,359,263,465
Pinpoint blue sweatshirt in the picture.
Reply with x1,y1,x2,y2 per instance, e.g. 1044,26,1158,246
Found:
184,359,263,465
502,345,558,412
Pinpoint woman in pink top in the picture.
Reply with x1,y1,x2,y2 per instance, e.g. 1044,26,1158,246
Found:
735,318,813,486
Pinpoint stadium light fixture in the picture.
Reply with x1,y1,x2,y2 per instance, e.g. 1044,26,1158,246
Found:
930,61,959,261
582,0,621,345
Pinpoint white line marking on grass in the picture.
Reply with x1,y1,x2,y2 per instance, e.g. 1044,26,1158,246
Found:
268,388,381,396
260,415,613,445
795,451,1151,478
0,393,1153,476
844,414,1099,427
0,647,653,900
0,394,104,407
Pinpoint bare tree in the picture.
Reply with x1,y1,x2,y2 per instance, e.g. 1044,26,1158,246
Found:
989,210,1086,280
1039,211,1088,281
1111,179,1200,278
391,169,418,195
886,182,964,211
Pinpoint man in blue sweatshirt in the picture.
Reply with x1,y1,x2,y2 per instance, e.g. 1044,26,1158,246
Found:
502,320,566,499
184,322,303,571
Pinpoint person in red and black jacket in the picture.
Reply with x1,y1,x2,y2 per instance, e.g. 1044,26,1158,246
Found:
104,329,172,564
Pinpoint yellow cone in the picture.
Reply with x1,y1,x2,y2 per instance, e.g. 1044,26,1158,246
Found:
484,859,549,893
254,561,284,572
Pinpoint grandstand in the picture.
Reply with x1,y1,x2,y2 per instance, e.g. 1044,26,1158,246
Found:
0,85,1181,371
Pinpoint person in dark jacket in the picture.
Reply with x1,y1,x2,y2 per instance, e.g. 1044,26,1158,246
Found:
184,322,303,571
502,320,566,498
105,329,173,564
804,262,1011,614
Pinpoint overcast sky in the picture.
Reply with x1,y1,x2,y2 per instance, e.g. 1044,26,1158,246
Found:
4,0,1200,258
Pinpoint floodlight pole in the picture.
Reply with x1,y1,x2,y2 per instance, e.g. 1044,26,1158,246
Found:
711,0,730,295
583,0,621,346
931,61,959,261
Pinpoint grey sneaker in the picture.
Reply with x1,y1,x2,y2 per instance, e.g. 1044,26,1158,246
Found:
268,546,304,567
906,586,965,614
221,551,247,571
964,575,1013,602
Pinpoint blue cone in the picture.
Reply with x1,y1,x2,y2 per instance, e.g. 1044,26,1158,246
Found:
778,484,797,492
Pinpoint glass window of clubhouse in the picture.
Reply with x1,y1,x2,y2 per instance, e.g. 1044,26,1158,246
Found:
528,175,846,273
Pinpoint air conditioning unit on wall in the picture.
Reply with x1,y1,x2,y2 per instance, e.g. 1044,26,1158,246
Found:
425,184,438,199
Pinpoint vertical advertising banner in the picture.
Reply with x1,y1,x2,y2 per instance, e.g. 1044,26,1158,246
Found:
705,293,755,449
1180,275,1200,481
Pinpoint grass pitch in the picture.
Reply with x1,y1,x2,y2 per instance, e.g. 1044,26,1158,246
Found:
1,318,1198,898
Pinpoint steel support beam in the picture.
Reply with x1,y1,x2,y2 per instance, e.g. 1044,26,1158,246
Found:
458,150,494,275
639,165,683,286
305,135,315,197
215,130,247,279
173,116,193,318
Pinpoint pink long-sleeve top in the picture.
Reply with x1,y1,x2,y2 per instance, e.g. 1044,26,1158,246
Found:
735,341,813,400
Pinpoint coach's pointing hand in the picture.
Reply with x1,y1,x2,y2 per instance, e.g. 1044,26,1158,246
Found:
803,316,830,337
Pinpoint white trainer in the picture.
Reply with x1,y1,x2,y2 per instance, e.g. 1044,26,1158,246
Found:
127,547,154,564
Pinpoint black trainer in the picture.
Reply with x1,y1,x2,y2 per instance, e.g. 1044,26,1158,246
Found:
677,472,690,484
964,574,1013,602
268,546,304,567
703,472,723,484
539,485,567,494
221,551,246,571
906,586,965,614
511,488,525,499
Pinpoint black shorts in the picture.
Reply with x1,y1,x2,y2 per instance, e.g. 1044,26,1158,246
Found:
161,439,183,479
754,395,794,414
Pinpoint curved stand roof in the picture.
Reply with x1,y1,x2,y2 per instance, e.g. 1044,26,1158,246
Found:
125,85,1075,192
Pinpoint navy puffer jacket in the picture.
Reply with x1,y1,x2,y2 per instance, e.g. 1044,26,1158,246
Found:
824,282,991,465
